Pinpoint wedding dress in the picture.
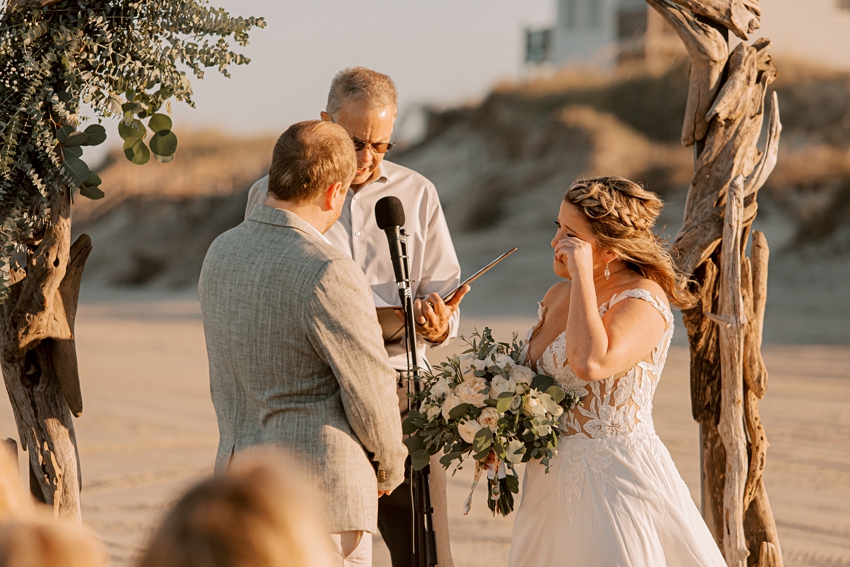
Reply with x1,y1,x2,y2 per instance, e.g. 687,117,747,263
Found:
507,289,726,567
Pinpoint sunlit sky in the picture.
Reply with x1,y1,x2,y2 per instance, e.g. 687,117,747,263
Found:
165,1,553,138
85,0,849,160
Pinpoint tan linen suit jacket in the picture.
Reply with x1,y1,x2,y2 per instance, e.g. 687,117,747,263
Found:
198,205,407,533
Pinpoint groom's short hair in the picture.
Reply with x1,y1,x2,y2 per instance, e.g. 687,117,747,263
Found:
267,121,356,203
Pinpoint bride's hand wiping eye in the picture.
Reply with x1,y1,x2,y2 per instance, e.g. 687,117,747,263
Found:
554,236,594,280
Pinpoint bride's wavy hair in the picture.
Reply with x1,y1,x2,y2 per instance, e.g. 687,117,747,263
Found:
564,176,697,309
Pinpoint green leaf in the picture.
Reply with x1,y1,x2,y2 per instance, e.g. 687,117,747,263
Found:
449,403,475,421
121,100,146,114
84,171,102,187
118,119,146,141
153,154,176,163
411,449,431,471
148,113,172,133
63,145,83,159
107,93,123,115
496,392,514,413
531,374,555,392
149,131,177,157
79,185,105,200
473,447,491,461
61,157,89,186
439,451,462,468
401,416,418,436
472,427,493,454
83,124,107,146
404,435,425,454
123,138,150,165
546,385,566,404
56,125,75,143
64,130,88,146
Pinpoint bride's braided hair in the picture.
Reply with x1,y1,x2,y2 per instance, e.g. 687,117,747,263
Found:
564,176,696,309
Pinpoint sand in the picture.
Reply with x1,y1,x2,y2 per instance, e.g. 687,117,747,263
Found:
0,290,848,567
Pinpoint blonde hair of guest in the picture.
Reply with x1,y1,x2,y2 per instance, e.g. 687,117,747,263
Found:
135,450,334,567
0,442,34,522
0,444,105,567
564,176,697,308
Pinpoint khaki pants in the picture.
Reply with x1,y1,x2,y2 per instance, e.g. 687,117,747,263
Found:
330,531,372,567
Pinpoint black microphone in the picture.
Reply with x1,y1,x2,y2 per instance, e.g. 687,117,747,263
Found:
375,196,406,286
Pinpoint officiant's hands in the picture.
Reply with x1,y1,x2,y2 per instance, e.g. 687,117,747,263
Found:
395,285,470,343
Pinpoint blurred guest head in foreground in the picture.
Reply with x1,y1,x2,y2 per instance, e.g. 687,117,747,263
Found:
0,518,106,567
0,442,33,522
135,450,333,567
0,442,106,567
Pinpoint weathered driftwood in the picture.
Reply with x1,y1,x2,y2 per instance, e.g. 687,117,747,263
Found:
707,176,749,567
674,40,777,277
666,0,761,40
655,1,784,564
646,0,728,147
0,187,90,520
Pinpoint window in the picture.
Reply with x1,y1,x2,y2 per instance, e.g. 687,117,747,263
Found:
618,8,647,40
561,0,604,31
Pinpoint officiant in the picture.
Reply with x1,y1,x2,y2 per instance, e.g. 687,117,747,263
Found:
244,66,465,567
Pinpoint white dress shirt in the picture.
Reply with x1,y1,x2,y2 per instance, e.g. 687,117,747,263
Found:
245,161,462,369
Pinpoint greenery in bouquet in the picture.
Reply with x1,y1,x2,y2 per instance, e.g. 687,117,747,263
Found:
402,328,582,516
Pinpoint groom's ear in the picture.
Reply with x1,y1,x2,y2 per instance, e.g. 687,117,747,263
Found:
323,181,344,210
320,111,333,123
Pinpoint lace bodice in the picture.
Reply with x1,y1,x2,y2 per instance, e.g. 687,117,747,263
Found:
522,289,674,441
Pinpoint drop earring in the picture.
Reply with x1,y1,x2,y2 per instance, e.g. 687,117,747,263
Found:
604,261,611,281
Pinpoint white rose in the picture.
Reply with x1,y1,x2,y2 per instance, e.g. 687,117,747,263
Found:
441,394,462,421
455,376,488,408
477,407,500,431
430,377,451,401
489,375,517,400
457,419,483,443
420,403,441,421
458,353,476,371
523,395,548,418
515,382,530,395
533,423,552,437
510,364,535,384
505,439,526,464
509,394,523,412
460,356,488,381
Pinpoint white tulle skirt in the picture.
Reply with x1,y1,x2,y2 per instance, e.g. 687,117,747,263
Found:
507,433,727,567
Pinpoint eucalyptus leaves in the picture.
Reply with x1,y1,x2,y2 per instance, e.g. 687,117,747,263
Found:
0,0,265,301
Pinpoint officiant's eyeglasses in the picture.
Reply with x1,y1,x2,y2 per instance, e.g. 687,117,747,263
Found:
350,136,394,154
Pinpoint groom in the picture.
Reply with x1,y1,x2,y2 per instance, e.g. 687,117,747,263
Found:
244,67,463,567
199,120,407,566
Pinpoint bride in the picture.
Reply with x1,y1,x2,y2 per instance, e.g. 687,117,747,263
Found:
507,177,726,566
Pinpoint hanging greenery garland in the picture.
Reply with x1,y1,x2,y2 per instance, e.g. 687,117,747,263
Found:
0,0,265,301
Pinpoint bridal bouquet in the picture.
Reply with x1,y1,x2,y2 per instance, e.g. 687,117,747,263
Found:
402,328,582,517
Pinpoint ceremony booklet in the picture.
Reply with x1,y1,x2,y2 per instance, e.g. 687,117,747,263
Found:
375,247,518,343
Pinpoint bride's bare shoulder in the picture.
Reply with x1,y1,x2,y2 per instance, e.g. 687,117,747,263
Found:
541,280,571,308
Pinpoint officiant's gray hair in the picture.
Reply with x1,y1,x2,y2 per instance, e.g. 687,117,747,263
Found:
326,66,398,117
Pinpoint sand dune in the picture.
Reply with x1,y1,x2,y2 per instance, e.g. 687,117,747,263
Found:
0,291,846,566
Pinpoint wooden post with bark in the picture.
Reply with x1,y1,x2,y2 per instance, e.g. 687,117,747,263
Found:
643,0,784,565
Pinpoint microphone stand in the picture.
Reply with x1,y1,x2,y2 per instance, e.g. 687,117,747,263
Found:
396,229,438,567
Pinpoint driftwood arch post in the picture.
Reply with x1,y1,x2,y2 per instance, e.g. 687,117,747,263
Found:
643,1,783,566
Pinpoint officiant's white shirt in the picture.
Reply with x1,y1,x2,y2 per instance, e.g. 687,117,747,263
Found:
245,160,461,369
